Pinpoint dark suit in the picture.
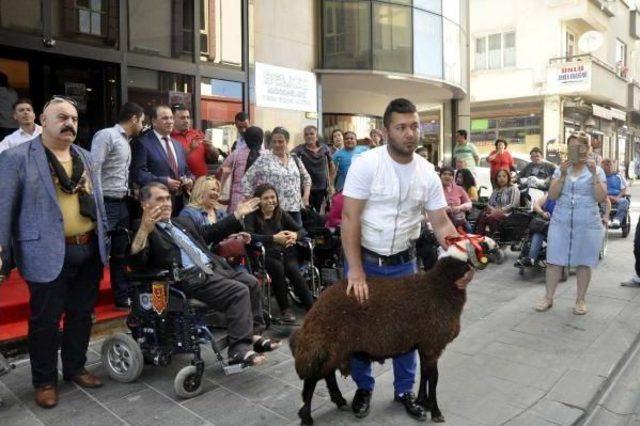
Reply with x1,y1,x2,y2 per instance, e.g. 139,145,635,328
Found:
130,215,264,358
130,131,193,214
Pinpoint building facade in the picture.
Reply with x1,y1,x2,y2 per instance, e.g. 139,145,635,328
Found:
0,0,469,162
470,0,640,174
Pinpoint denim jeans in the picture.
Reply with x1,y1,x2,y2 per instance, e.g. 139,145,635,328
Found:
345,257,418,395
613,198,630,222
528,232,545,261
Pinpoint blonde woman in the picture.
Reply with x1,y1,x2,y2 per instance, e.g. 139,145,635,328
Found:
535,132,607,315
179,176,226,227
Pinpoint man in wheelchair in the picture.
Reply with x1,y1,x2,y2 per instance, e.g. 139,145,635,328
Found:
602,159,630,229
129,182,279,367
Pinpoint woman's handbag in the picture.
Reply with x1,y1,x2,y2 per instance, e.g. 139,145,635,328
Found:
528,215,549,234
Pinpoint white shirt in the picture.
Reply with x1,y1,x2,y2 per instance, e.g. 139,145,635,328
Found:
153,130,178,163
0,124,42,154
344,146,447,255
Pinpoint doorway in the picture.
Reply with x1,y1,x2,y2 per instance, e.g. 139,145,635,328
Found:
0,47,119,148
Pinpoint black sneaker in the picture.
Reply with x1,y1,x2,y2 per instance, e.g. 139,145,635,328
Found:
351,389,372,419
395,392,427,421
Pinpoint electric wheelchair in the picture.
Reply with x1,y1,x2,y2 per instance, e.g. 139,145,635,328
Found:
608,195,632,238
101,266,244,399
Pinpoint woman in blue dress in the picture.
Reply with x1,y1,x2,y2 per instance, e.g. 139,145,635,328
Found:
535,132,608,315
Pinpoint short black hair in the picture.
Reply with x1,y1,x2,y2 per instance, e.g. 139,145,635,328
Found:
118,102,145,123
529,147,543,156
171,103,189,114
383,98,417,128
150,104,172,120
234,112,249,122
456,168,477,190
12,98,33,110
456,129,467,139
140,182,169,202
495,139,508,149
439,165,455,175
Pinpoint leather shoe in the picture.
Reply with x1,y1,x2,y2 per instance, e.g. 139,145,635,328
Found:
35,385,58,409
395,392,427,421
65,369,103,388
351,389,372,419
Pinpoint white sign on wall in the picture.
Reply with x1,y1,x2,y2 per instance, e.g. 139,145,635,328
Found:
546,61,591,94
557,63,588,83
255,62,317,112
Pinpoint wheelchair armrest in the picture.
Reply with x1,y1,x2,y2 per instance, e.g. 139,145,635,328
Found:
126,269,172,282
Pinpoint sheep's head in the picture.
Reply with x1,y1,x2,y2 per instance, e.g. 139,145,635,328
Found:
443,234,497,270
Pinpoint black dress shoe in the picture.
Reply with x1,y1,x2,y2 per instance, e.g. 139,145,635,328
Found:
395,392,427,421
351,389,372,419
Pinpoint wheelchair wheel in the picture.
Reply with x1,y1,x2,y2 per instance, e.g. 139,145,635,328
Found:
101,333,144,383
174,365,204,399
622,216,631,238
600,226,609,259
561,266,569,282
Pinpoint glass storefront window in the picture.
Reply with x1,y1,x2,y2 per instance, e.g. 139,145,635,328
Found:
443,20,461,84
323,114,383,140
0,0,41,34
414,0,441,13
414,10,442,78
127,67,194,120
372,2,412,73
442,0,460,24
471,114,542,155
52,0,119,47
128,0,193,60
200,77,243,153
200,0,243,67
323,0,371,69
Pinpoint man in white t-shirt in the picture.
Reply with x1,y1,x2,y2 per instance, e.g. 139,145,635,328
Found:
341,98,474,420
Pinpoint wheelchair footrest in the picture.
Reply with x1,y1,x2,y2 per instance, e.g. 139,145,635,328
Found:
223,363,245,375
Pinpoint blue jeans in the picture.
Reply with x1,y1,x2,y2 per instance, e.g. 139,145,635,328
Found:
345,257,418,395
528,232,545,261
613,198,630,222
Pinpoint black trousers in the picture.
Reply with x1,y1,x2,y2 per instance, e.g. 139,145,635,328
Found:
635,214,640,277
183,258,264,358
309,189,327,212
104,198,130,304
264,252,314,312
26,238,103,387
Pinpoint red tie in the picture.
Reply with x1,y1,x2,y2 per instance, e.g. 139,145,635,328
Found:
162,136,178,176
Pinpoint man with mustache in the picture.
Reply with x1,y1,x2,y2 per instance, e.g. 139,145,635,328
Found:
0,97,109,409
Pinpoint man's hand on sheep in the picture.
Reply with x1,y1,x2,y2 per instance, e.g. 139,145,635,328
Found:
346,268,369,304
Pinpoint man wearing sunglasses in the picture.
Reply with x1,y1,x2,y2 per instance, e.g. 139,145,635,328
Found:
0,96,109,409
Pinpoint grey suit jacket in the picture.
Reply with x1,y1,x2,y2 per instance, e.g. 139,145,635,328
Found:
0,136,109,283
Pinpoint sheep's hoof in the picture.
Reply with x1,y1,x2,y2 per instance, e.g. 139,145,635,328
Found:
432,414,446,423
298,407,313,425
332,396,349,410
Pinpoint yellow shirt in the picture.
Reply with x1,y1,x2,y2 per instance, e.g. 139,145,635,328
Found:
56,160,96,237
467,186,479,201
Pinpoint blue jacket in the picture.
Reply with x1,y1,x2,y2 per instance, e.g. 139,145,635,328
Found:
130,131,192,188
0,137,109,282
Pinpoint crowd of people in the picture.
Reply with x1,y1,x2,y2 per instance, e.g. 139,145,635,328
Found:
0,94,636,418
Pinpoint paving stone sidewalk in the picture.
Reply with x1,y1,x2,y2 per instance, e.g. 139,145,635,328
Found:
2,189,640,425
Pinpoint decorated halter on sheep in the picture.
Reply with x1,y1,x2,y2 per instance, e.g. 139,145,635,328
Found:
290,233,496,425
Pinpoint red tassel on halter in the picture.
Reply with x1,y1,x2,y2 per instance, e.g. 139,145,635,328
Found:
444,229,490,266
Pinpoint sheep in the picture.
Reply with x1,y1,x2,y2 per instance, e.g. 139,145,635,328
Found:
289,236,495,425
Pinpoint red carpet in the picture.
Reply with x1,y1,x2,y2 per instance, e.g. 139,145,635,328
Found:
0,268,127,342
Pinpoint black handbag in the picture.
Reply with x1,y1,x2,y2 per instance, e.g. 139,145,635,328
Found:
528,215,549,234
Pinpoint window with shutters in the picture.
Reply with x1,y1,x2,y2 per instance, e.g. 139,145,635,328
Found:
55,0,118,46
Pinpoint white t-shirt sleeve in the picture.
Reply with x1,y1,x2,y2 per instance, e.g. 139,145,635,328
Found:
424,169,448,211
342,154,374,200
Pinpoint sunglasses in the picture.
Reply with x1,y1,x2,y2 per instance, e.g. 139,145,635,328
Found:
44,95,78,110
